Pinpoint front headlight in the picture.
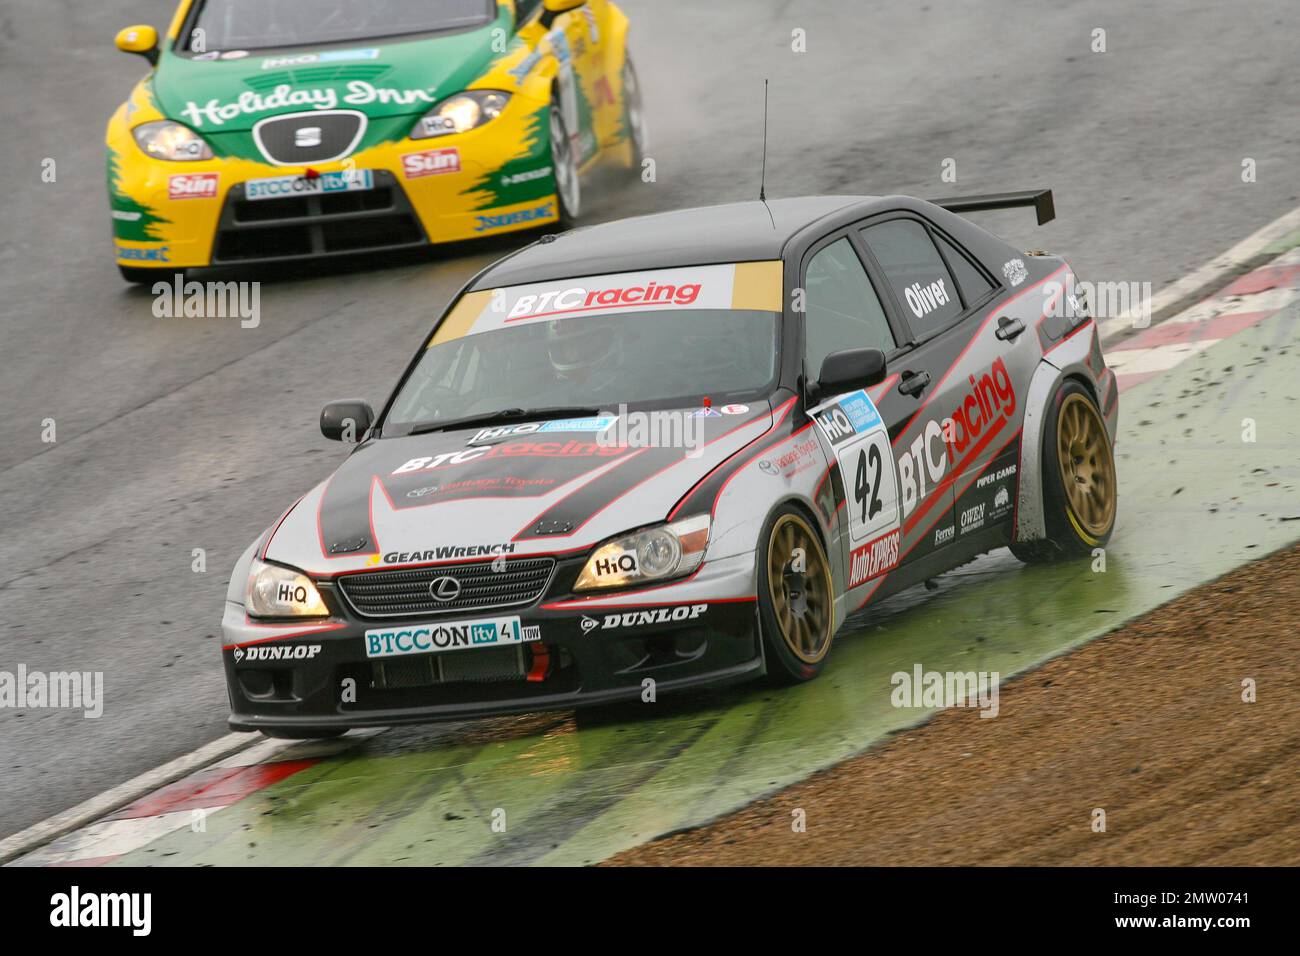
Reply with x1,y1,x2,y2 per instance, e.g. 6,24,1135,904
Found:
410,90,511,139
246,559,330,618
574,514,711,591
132,120,214,161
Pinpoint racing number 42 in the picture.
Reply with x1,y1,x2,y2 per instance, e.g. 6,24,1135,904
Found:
810,390,904,587
854,445,884,525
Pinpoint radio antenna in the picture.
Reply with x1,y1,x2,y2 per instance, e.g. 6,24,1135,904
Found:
759,78,769,202
757,80,775,228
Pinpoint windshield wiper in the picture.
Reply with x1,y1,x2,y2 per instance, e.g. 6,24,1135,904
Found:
405,406,606,437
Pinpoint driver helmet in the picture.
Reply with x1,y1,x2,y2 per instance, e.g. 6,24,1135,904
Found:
545,319,616,378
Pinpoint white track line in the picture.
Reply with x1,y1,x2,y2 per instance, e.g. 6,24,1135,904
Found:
6,201,1300,868
1098,203,1300,343
8,809,229,868
0,732,256,866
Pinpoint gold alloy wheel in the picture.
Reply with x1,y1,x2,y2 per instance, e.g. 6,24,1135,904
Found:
765,514,834,664
1056,393,1117,539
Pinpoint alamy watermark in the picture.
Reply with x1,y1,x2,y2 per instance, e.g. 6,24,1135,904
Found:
1,665,103,718
891,664,1000,718
50,886,150,936
598,403,706,456
1042,273,1153,328
152,274,260,328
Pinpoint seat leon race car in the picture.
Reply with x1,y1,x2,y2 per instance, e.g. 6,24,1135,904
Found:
224,190,1119,737
107,0,646,282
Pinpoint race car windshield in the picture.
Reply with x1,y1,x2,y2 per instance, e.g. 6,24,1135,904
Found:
384,309,780,434
183,0,495,52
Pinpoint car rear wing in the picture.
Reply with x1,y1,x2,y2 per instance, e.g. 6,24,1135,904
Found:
928,189,1056,225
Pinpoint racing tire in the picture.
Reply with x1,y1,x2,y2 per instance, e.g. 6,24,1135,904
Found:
756,504,837,684
259,727,349,740
620,55,648,176
549,99,582,227
1011,380,1117,563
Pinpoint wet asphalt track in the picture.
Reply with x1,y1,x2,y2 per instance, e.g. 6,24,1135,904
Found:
1,0,1298,839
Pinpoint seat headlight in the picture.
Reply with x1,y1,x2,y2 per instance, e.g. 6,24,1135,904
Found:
131,120,214,161
574,515,711,591
246,559,329,618
411,90,511,139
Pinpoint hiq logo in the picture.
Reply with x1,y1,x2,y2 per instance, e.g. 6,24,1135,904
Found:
276,582,309,604
816,407,855,444
593,552,637,576
816,391,881,446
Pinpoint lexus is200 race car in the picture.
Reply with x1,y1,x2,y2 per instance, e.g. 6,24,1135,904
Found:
224,190,1119,737
107,0,645,282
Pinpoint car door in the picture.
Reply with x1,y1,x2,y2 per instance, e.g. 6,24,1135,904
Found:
799,232,910,600
857,215,1015,563
926,227,1027,544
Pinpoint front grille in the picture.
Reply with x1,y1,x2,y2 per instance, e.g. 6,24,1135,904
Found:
373,646,527,689
212,170,426,263
233,186,396,223
337,557,556,619
338,650,579,712
253,110,366,165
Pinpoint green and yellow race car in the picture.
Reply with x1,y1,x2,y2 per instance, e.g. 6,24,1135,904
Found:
106,0,646,282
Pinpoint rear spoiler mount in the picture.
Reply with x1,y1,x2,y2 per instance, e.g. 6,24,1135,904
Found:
928,188,1055,226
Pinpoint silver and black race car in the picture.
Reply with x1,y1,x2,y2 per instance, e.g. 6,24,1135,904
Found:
223,189,1119,737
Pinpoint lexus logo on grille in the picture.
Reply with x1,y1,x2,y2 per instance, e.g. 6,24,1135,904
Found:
295,126,323,148
428,576,461,602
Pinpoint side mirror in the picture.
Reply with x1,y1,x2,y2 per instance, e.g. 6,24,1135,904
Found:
115,25,159,65
816,348,887,397
540,0,586,27
320,400,374,443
